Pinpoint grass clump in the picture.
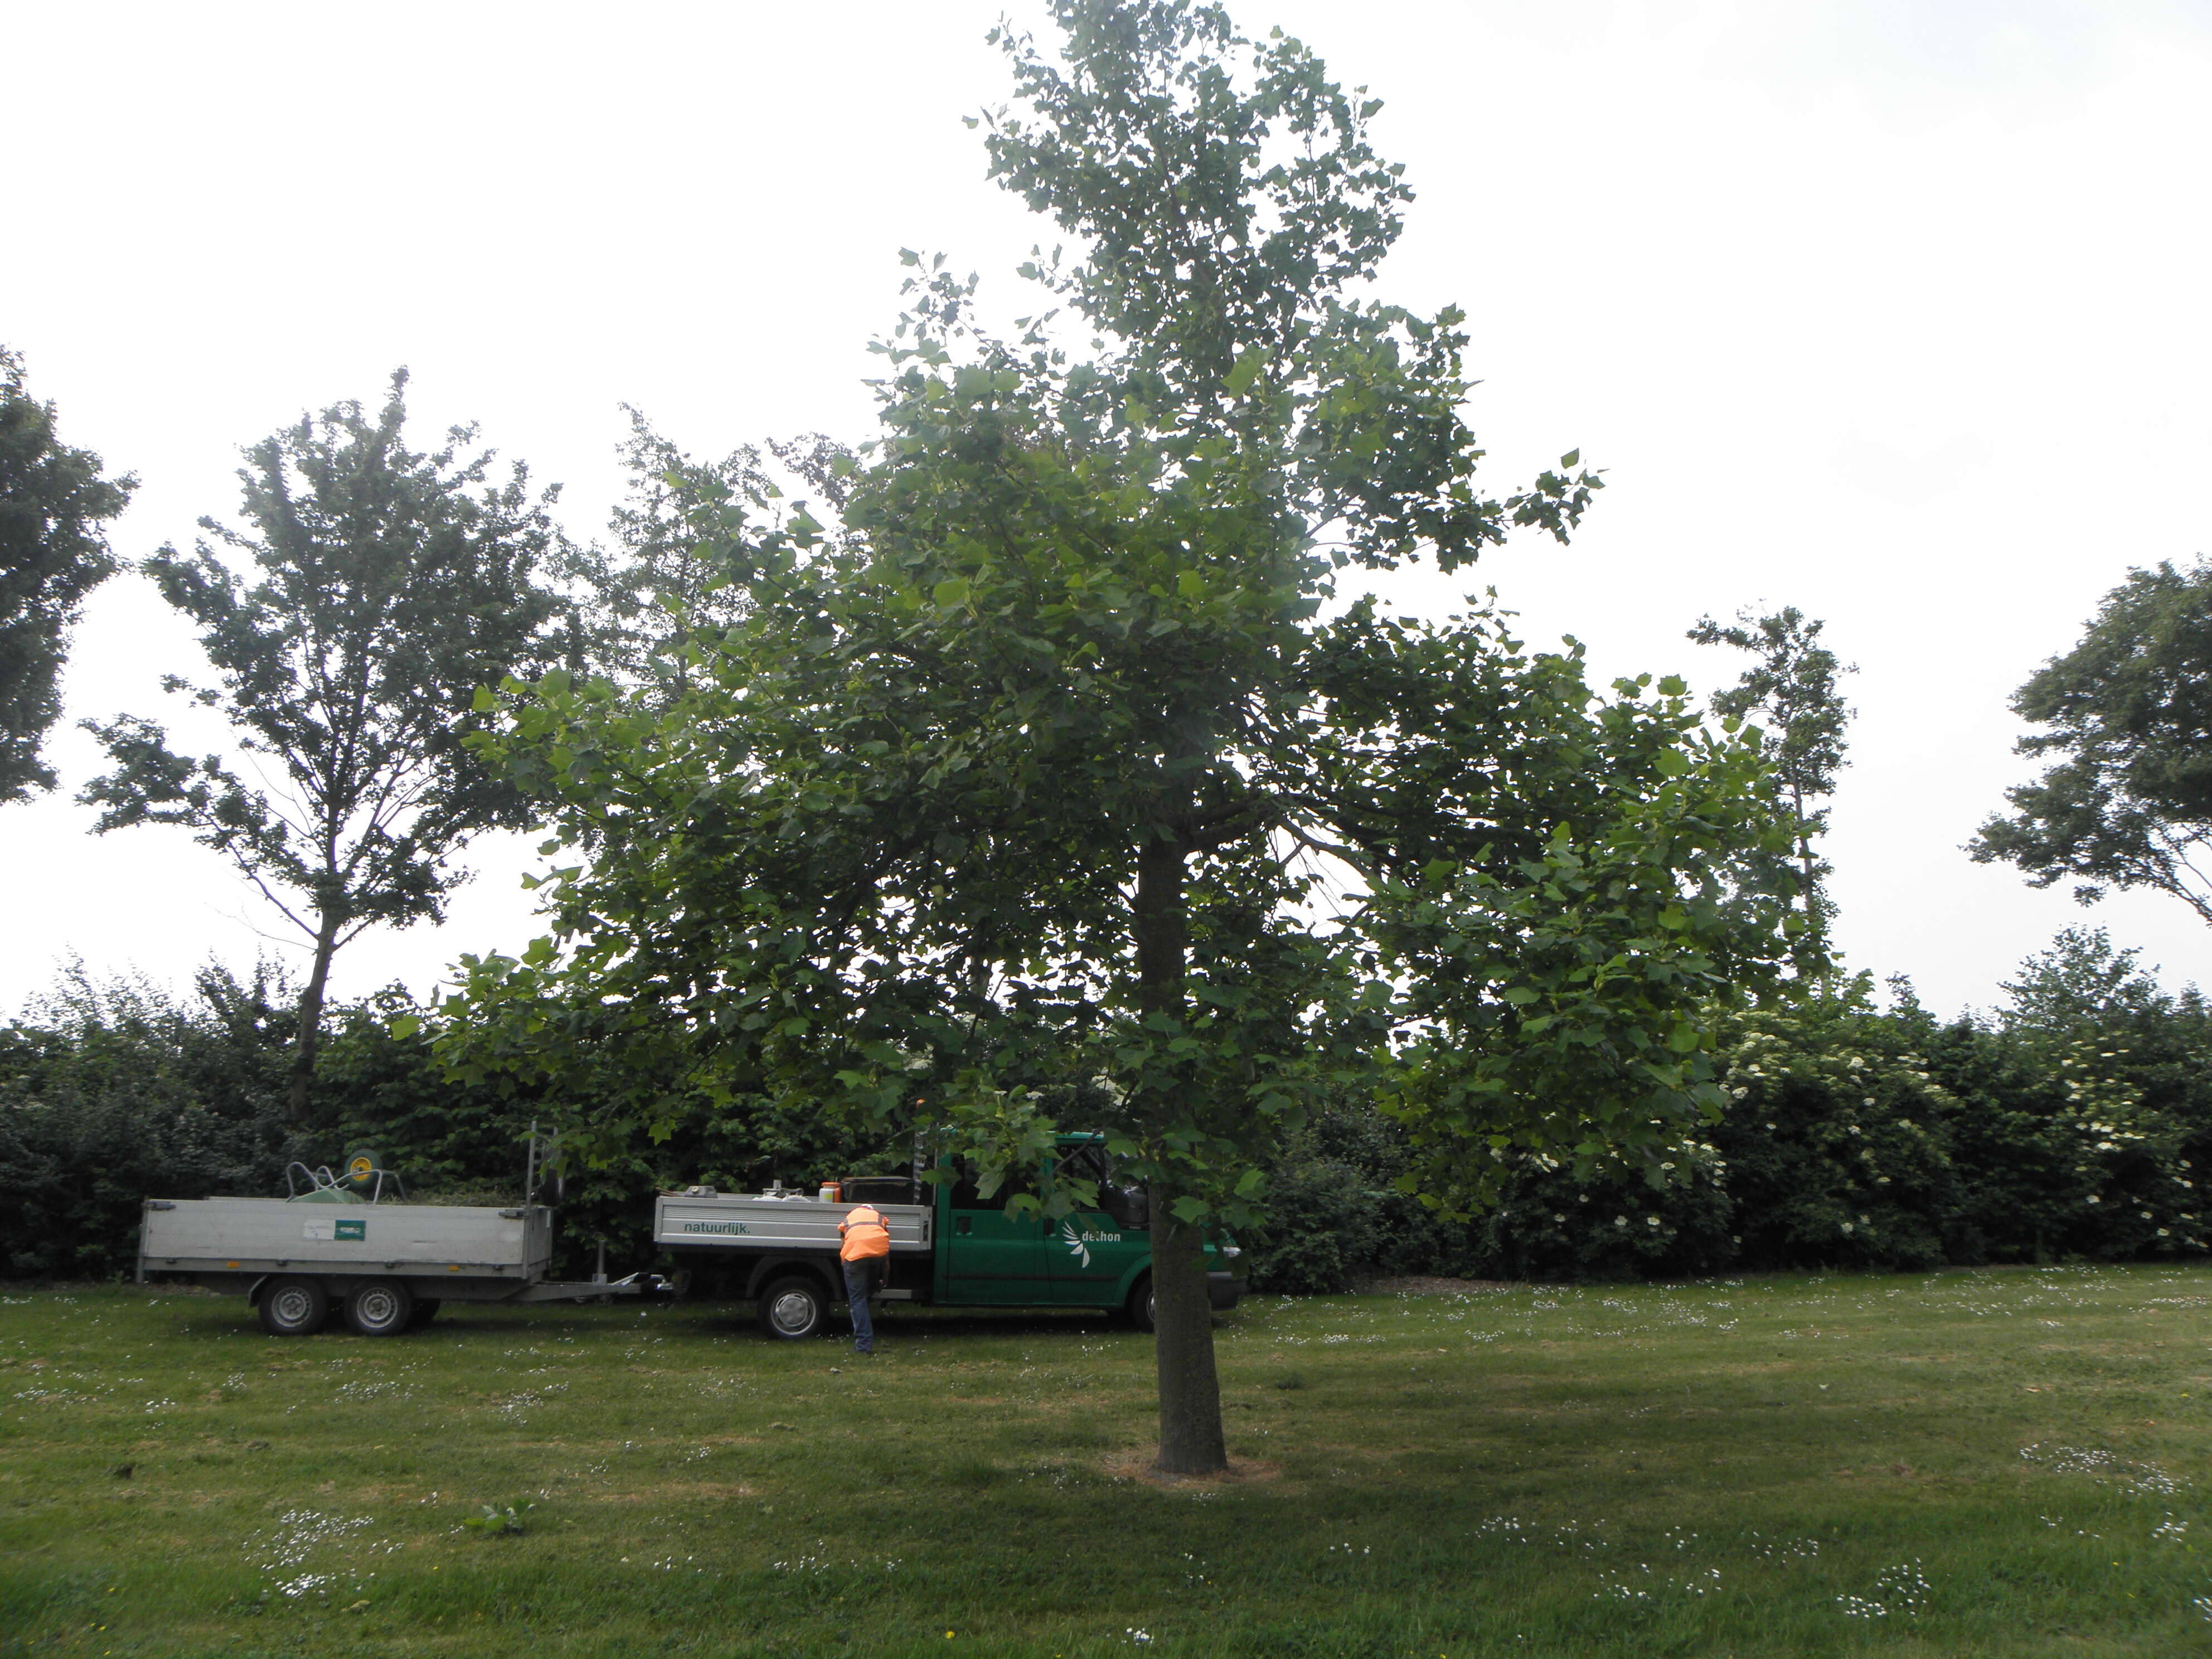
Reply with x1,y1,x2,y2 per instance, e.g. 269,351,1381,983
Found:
457,1500,535,1536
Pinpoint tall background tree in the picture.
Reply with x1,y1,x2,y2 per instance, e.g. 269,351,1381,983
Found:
1689,606,1854,955
0,346,136,803
1972,557,2212,926
82,371,570,1123
554,405,771,705
440,0,1799,1475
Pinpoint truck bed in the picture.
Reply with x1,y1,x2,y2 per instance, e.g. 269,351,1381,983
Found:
654,1191,932,1254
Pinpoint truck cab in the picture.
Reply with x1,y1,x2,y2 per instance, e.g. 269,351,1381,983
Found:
652,1133,1243,1338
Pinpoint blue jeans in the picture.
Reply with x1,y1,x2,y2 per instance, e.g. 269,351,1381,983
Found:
843,1258,885,1352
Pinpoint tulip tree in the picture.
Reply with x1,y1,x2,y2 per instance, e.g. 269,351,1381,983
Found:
438,0,1802,1474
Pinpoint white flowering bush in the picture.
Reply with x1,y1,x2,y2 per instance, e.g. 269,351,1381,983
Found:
1713,997,1963,1270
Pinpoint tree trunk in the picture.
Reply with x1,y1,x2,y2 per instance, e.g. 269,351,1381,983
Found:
287,909,343,1126
1132,827,1230,1476
1149,1191,1228,1474
1790,780,1816,910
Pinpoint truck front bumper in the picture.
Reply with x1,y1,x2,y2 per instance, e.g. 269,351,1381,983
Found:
1206,1271,1243,1311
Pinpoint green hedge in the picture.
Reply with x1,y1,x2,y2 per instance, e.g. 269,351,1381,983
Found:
1240,932,2212,1289
6,930,2205,1290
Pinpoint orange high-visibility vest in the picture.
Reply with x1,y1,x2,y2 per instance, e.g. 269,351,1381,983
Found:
839,1204,890,1261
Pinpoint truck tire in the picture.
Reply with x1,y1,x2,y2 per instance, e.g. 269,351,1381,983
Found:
406,1298,441,1331
1126,1274,1156,1333
758,1275,829,1340
258,1276,330,1337
342,1279,414,1337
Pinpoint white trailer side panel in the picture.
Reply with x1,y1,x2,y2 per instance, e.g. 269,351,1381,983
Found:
654,1194,931,1253
140,1199,551,1276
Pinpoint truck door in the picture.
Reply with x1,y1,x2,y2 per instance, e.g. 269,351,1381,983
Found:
1044,1140,1149,1308
942,1158,1048,1305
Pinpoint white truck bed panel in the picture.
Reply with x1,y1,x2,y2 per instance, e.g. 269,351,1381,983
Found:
140,1199,552,1274
654,1193,932,1253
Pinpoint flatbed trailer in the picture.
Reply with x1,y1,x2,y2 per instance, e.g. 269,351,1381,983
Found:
655,1134,1241,1338
138,1189,650,1336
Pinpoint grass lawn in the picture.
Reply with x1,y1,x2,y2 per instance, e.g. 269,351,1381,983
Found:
4,1264,2211,1657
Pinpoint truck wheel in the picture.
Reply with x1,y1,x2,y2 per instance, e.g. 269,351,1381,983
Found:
406,1298,441,1331
343,1279,414,1337
1127,1275,1156,1333
258,1276,330,1337
759,1275,828,1340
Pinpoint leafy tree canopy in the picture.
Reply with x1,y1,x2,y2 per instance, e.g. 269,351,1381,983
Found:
438,0,1803,1473
555,406,775,706
1973,557,2212,926
82,370,571,1119
0,346,136,803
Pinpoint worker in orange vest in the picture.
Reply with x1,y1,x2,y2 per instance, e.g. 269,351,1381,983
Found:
838,1201,892,1355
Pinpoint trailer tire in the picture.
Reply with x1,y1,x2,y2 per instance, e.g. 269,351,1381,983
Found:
338,1279,414,1337
258,1276,330,1337
406,1298,441,1331
758,1275,830,1340
1126,1274,1156,1333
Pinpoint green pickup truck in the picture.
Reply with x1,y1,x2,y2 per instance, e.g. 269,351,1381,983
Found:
652,1133,1243,1338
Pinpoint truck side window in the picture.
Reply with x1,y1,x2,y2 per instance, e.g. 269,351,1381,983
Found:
948,1157,1038,1210
1060,1143,1147,1231
1100,1181,1148,1232
1056,1144,1108,1189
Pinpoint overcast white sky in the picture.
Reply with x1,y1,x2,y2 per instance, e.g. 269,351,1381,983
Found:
5,0,2209,1022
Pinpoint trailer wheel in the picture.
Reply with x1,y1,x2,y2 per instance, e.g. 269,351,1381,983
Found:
343,1279,414,1337
758,1275,828,1340
406,1298,440,1331
1126,1274,1156,1333
258,1276,330,1337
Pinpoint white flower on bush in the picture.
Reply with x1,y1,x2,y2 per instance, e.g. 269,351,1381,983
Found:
1646,1216,1662,1229
1841,1221,1856,1234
